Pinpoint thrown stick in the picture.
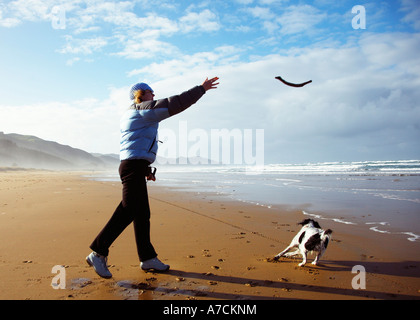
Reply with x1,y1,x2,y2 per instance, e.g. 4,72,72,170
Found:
275,76,312,87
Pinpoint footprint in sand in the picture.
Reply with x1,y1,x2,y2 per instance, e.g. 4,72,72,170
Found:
71,278,93,289
203,253,212,257
232,232,246,239
202,249,212,257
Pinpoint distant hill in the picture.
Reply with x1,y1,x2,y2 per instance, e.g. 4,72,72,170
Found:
0,132,119,170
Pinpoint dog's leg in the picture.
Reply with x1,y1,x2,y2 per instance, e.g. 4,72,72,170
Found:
274,245,295,260
298,248,307,267
284,249,300,258
312,250,324,265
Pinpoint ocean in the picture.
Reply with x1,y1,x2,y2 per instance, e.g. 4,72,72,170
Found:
87,160,420,243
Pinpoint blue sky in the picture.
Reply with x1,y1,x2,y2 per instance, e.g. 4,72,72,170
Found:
1,0,419,164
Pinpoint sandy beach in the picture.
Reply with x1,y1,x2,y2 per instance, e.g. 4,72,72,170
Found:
0,169,419,301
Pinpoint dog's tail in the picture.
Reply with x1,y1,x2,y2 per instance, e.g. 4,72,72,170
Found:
321,229,333,248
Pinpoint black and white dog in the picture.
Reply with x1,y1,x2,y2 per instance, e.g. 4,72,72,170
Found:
274,219,332,267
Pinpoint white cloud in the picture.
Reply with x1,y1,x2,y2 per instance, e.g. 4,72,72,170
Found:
242,3,328,37
247,6,275,20
6,0,52,21
102,11,179,37
58,35,108,55
277,5,327,35
66,1,134,31
179,9,220,33
56,3,220,61
0,0,51,27
114,37,180,60
127,46,242,80
0,15,20,27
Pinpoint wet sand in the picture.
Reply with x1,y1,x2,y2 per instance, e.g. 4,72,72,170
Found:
0,170,419,300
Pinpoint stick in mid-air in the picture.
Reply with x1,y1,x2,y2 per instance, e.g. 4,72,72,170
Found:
275,76,312,87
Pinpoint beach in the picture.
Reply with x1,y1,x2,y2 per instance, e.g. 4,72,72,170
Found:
0,169,419,300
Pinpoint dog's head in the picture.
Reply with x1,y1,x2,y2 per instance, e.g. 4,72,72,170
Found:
324,229,333,235
298,219,321,229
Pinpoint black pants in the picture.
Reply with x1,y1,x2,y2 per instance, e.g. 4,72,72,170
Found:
90,160,157,261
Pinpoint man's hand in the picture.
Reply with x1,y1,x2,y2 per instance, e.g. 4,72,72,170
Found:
146,167,156,181
202,77,219,91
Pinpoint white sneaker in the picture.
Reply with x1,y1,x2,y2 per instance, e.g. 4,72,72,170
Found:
86,252,112,279
140,257,170,272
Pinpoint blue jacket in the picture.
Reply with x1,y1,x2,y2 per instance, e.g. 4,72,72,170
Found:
120,85,206,163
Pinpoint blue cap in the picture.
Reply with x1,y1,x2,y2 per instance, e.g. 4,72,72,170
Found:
129,82,154,100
